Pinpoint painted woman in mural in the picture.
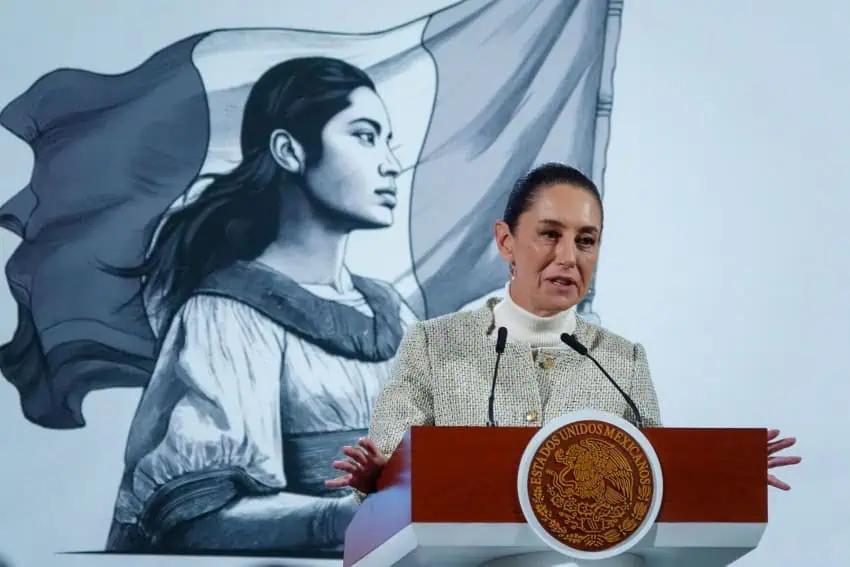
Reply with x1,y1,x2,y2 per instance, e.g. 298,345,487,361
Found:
104,56,416,554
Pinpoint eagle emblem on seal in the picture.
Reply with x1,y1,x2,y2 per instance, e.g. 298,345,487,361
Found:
546,438,635,529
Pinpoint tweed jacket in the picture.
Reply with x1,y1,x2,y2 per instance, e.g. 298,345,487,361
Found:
367,299,662,461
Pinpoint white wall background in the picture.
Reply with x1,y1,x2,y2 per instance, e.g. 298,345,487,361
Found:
0,1,846,566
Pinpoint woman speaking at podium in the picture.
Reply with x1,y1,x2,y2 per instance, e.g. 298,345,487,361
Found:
326,162,800,498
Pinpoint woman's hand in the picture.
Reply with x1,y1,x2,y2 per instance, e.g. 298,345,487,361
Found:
325,437,389,494
767,428,801,490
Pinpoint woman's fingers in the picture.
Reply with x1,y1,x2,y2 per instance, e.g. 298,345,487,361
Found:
767,437,796,455
326,438,388,494
342,445,369,466
324,474,353,488
768,455,802,468
347,439,388,468
767,474,791,491
358,437,389,466
358,437,380,456
332,459,361,474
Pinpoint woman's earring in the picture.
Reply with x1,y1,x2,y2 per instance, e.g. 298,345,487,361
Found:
510,263,516,280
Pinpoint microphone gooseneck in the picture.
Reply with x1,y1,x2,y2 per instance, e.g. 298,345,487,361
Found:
559,333,645,429
486,327,509,427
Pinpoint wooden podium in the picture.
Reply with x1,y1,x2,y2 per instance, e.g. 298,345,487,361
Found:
343,425,767,567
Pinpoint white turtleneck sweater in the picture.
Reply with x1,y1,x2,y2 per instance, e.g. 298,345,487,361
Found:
492,283,577,348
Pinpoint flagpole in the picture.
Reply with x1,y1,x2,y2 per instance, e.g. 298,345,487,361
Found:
581,0,625,325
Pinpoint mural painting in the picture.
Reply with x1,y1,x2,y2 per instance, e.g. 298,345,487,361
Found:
0,0,623,558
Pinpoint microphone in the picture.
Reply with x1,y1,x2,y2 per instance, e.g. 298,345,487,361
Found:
559,333,645,429
487,327,509,427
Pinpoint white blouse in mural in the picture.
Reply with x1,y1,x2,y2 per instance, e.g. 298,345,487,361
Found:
111,265,417,539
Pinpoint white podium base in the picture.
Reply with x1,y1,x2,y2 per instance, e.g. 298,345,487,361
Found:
480,550,643,567
351,521,765,567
